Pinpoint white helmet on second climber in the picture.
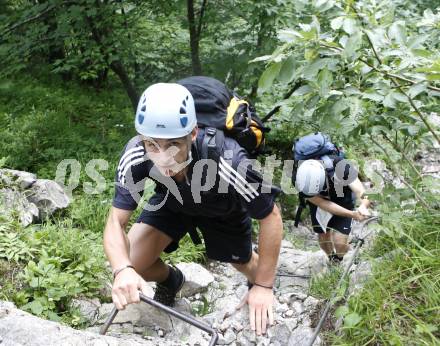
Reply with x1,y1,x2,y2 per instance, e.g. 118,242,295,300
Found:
295,159,326,196
135,83,197,139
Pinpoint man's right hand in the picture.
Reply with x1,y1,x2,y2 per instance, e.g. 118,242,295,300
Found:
112,267,150,310
351,209,369,221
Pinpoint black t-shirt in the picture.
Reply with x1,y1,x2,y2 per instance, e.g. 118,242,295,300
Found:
301,156,357,209
112,130,281,220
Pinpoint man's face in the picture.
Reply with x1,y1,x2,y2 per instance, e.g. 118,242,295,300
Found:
142,128,197,177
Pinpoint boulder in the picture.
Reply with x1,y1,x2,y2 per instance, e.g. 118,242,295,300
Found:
0,188,39,226
25,179,70,219
176,262,215,297
0,169,37,190
0,301,167,345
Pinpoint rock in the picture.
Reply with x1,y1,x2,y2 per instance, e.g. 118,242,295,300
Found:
220,319,231,331
218,329,236,345
96,302,173,332
71,298,101,323
236,329,256,345
278,248,328,279
0,169,37,190
284,318,298,332
268,324,291,345
291,301,303,315
275,303,289,313
0,301,167,345
281,239,294,249
0,188,39,226
25,179,70,219
365,159,405,189
284,309,294,317
303,296,322,315
288,326,321,345
349,261,372,295
176,263,215,297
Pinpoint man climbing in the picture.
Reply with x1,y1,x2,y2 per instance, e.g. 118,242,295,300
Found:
103,81,283,336
294,138,372,264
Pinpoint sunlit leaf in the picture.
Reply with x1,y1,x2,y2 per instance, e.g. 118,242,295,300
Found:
258,62,282,94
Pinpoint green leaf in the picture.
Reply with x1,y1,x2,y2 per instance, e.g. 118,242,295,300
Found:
343,31,362,59
317,68,333,97
408,83,427,98
258,62,282,94
407,125,420,136
277,29,302,43
343,18,357,35
388,21,407,46
26,300,44,315
383,93,396,108
249,55,273,63
303,58,330,80
332,98,350,115
392,91,407,103
362,92,384,102
344,312,362,327
278,56,297,84
335,305,349,318
330,16,344,30
292,85,313,96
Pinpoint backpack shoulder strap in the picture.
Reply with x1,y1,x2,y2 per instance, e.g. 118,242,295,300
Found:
321,155,334,172
201,127,225,161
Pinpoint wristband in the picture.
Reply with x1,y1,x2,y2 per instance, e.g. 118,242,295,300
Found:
254,282,274,290
113,264,135,279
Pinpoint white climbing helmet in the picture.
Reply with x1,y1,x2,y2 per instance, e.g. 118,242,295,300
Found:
295,160,326,196
135,83,197,139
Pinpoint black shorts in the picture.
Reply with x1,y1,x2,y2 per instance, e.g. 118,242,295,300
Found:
309,203,353,235
135,194,253,264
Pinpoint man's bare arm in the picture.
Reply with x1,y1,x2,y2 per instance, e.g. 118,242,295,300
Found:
255,204,283,286
103,207,133,271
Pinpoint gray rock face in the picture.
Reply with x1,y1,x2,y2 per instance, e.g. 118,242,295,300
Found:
0,169,70,226
26,179,70,219
176,262,215,297
0,301,165,346
0,169,37,190
288,326,321,345
0,188,39,226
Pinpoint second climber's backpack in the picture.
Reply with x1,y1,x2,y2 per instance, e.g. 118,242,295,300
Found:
291,132,344,226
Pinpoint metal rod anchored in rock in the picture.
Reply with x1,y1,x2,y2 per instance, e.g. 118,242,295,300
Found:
99,292,219,346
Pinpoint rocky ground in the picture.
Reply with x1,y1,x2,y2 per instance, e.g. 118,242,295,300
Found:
0,222,375,346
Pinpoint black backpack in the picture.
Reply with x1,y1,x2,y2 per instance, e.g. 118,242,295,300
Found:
291,132,344,227
177,76,270,160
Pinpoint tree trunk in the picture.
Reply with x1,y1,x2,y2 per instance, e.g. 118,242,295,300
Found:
187,0,202,75
110,61,138,111
84,7,138,111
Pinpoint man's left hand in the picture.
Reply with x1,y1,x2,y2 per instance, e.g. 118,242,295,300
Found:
236,285,274,335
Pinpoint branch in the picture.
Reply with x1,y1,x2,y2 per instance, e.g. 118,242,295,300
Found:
380,132,423,180
319,42,440,93
1,4,56,38
368,134,430,208
261,79,303,122
196,0,208,39
348,3,440,145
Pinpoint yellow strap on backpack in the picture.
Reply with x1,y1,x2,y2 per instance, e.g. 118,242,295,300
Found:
226,97,248,130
